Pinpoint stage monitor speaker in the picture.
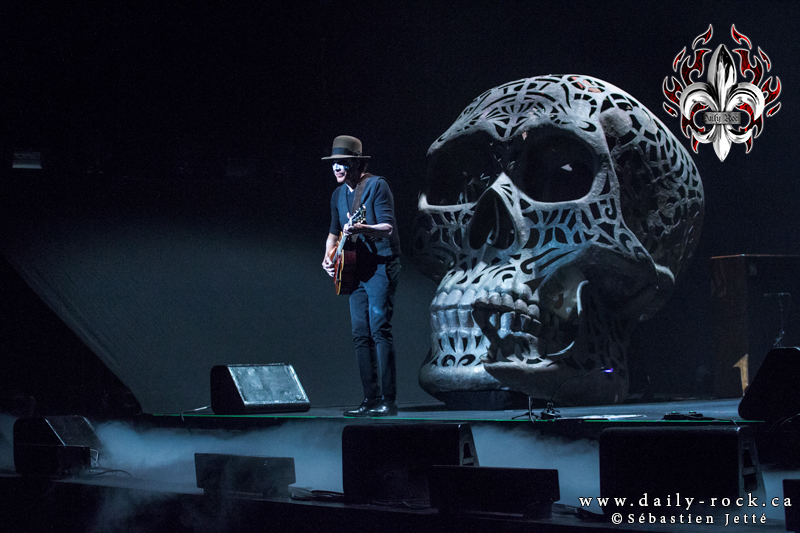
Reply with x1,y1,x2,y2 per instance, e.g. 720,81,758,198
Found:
429,466,559,518
210,363,310,415
599,427,763,517
784,479,800,532
738,347,800,423
195,453,296,497
342,423,479,504
13,416,105,476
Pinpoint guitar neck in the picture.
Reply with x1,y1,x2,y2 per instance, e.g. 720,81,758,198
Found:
332,235,347,263
331,207,365,263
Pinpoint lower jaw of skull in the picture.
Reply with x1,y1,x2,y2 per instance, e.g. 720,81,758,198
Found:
419,279,629,406
418,350,510,394
419,281,581,392
479,281,628,406
417,324,525,407
419,288,581,400
483,357,627,406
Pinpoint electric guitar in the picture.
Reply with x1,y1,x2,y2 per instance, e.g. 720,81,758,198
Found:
329,206,366,295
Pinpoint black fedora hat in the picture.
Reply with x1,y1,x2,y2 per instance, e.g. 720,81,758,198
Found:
321,135,371,160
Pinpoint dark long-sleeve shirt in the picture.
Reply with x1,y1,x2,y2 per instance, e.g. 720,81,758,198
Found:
329,175,401,257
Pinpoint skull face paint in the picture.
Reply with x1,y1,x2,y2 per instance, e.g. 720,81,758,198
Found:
413,75,703,406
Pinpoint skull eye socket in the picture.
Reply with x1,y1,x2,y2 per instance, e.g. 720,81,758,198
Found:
425,132,499,206
518,135,597,203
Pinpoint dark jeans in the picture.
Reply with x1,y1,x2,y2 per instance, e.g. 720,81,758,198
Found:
349,255,401,399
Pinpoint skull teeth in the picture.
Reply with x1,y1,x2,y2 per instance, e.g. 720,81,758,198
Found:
438,330,487,353
446,309,458,328
498,311,514,335
458,309,473,328
432,287,579,363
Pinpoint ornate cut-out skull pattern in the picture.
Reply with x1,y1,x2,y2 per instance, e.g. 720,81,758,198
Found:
413,75,703,406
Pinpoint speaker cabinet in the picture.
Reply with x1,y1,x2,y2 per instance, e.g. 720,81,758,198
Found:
13,416,104,476
784,479,800,532
210,364,310,414
738,347,800,423
195,453,296,497
599,427,763,516
342,423,478,504
429,466,559,518
711,255,800,397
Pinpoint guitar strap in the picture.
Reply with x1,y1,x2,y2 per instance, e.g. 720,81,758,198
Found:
351,174,372,215
339,175,372,243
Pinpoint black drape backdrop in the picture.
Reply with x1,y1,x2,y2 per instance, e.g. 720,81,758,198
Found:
1,1,799,414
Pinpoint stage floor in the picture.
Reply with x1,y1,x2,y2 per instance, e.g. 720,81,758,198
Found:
146,397,750,439
153,397,745,420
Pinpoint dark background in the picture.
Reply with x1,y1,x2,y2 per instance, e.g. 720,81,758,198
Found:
1,1,798,416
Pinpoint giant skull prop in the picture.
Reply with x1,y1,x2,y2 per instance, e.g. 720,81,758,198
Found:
414,75,703,406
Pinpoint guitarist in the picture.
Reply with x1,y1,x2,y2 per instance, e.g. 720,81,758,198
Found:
321,135,401,417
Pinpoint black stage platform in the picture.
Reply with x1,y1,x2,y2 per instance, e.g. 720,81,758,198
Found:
2,398,798,532
150,397,747,431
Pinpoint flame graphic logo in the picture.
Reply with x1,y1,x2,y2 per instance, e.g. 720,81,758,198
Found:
663,25,782,161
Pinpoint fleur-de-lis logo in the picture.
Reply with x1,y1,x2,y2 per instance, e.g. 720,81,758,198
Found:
663,25,781,162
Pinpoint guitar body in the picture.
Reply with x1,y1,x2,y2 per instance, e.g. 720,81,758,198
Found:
334,240,359,295
330,205,366,296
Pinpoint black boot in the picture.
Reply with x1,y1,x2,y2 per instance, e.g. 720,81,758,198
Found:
367,395,397,417
344,398,378,417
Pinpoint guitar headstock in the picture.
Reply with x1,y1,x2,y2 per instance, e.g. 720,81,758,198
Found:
350,205,366,225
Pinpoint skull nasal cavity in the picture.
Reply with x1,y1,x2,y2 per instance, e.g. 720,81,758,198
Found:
468,189,516,250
